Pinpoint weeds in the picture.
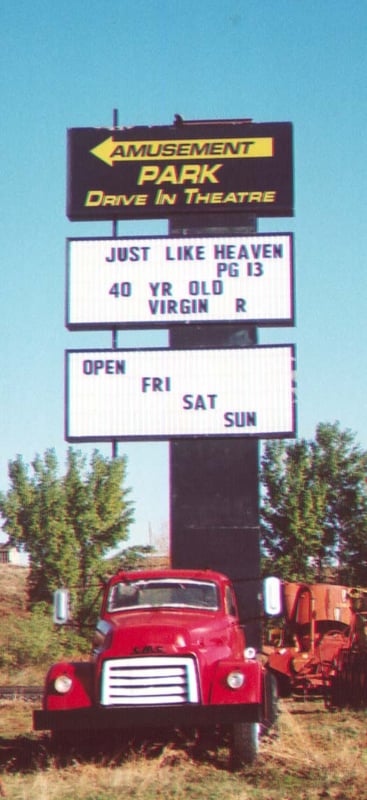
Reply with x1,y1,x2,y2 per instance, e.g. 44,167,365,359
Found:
0,700,366,799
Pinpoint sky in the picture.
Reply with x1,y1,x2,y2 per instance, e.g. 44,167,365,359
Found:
0,0,366,550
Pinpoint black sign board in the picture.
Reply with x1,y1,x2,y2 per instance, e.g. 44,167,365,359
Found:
67,121,293,221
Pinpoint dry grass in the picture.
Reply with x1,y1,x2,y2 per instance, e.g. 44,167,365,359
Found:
0,699,366,799
259,699,367,798
0,566,28,618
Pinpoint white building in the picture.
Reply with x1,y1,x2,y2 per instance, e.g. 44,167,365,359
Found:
0,543,27,566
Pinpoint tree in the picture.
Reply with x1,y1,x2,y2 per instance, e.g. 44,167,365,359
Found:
0,448,134,623
260,438,319,582
261,422,367,584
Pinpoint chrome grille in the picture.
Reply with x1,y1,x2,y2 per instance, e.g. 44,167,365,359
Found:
101,656,199,706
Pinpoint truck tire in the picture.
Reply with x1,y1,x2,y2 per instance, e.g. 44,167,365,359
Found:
261,670,279,734
273,670,292,698
230,722,260,769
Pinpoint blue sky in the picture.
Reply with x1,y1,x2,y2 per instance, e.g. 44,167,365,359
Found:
0,0,366,548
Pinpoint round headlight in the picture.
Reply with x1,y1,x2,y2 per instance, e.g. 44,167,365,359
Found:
54,674,73,694
227,671,245,690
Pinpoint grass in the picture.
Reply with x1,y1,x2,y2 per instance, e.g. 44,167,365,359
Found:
0,699,366,799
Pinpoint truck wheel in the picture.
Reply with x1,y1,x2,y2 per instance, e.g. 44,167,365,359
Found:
274,671,292,698
230,722,260,769
261,671,279,734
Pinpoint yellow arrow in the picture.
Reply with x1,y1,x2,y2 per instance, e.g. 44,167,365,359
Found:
90,136,116,166
90,136,274,167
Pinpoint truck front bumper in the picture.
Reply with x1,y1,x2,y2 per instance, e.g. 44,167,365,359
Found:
33,703,261,732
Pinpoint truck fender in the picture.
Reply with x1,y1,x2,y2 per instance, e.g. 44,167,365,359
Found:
43,661,94,711
209,659,263,705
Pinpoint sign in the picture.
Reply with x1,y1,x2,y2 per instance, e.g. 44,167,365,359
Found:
66,234,294,329
67,121,293,221
65,345,296,441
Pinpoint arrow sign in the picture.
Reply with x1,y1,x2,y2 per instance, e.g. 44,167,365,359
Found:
67,123,293,220
89,136,274,167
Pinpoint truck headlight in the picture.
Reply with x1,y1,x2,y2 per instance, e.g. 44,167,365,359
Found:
54,675,73,694
226,671,245,689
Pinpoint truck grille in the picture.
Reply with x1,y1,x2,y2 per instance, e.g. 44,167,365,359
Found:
101,656,200,706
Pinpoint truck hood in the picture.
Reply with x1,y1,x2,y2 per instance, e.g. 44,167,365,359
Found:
102,608,236,656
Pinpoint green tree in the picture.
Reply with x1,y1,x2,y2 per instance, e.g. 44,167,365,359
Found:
0,448,134,623
261,438,319,581
309,423,367,584
261,422,367,584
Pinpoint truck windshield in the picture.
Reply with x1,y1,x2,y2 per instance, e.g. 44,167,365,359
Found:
107,579,219,612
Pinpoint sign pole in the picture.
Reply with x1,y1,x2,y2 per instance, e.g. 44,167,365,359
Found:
112,108,119,458
168,212,262,648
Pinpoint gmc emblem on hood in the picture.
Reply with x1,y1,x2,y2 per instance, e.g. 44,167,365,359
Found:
133,645,165,655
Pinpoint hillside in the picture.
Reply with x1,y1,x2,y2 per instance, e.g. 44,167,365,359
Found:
0,556,170,684
0,564,29,618
0,554,169,620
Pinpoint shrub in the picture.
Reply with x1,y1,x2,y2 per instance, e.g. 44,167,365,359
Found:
0,604,89,670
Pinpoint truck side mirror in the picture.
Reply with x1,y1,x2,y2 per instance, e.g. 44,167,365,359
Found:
53,589,70,625
263,576,282,616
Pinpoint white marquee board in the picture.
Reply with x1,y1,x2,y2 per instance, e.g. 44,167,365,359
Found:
66,234,294,328
66,345,296,441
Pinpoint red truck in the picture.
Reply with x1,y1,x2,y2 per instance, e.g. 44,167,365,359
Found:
33,568,279,767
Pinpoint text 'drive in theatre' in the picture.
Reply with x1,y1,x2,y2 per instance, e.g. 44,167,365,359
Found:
66,234,294,329
65,345,296,441
67,122,293,221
